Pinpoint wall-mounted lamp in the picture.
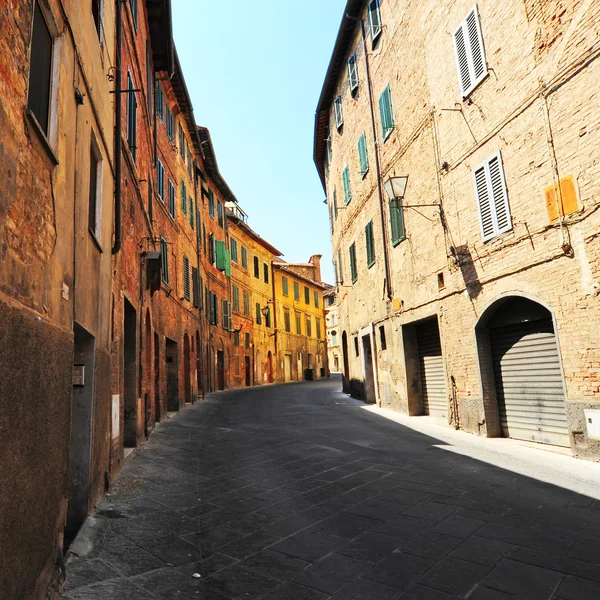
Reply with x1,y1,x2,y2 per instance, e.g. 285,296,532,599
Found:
383,175,409,201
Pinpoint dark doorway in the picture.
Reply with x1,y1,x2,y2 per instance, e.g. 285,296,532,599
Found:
184,334,191,404
124,299,137,448
267,351,273,383
144,311,151,436
217,350,225,390
166,337,179,411
154,333,160,422
196,331,202,401
245,355,251,386
342,331,349,393
65,323,96,550
362,334,376,403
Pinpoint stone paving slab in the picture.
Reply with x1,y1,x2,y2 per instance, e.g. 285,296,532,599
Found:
62,377,600,599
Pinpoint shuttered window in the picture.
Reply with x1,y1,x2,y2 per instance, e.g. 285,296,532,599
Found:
234,330,240,346
192,267,200,307
263,263,269,284
253,256,260,278
295,313,302,334
390,199,406,246
284,309,291,332
337,248,343,284
342,166,351,205
306,316,312,337
256,302,262,325
368,0,382,42
265,306,271,328
245,332,251,348
379,85,394,140
294,281,300,301
168,180,175,218
231,238,238,263
155,82,164,121
208,190,215,218
166,107,174,141
243,291,250,316
160,237,169,284
179,124,185,159
241,246,248,269
157,158,164,200
348,53,359,92
233,286,239,312
218,202,224,227
181,180,187,214
189,198,194,228
473,151,512,242
314,291,319,308
282,276,289,296
222,300,232,330
453,6,487,98
304,286,310,305
316,319,321,339
126,72,137,160
365,220,375,267
334,97,343,128
358,132,369,178
183,256,190,300
215,240,226,270
349,243,357,283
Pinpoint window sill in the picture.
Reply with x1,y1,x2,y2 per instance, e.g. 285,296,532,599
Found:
88,228,104,252
26,109,59,165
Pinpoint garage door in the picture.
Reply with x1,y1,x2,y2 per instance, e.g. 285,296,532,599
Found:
490,319,568,447
417,320,447,418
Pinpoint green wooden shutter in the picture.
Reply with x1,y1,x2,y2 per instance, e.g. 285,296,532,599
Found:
342,166,351,205
358,133,369,178
366,221,375,267
215,240,226,270
390,199,406,245
350,243,357,283
379,85,394,140
224,249,231,277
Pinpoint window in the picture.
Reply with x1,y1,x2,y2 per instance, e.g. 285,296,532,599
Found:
183,256,190,300
263,263,269,284
284,309,291,332
192,267,201,308
189,198,194,229
337,248,343,284
155,81,164,121
179,124,185,159
209,233,215,263
328,296,335,307
129,0,138,30
253,256,260,278
282,277,289,296
365,220,375,267
28,2,55,137
215,240,226,270
92,0,102,39
295,313,302,334
473,151,512,241
306,316,312,337
234,330,240,347
217,202,224,227
208,190,215,218
245,332,250,348
160,237,169,284
316,319,321,339
88,135,103,241
368,0,382,42
156,158,164,200
126,72,137,160
348,53,359,92
146,44,152,123
379,325,387,350
222,300,232,330
342,166,351,205
294,281,300,301
358,132,369,178
354,337,360,356
331,332,337,346
168,180,175,218
390,199,406,246
453,6,487,98
243,291,250,316
334,96,343,129
255,302,262,325
166,107,174,142
349,242,357,283
379,85,394,140
265,306,271,328
231,238,238,262
209,292,218,326
181,180,187,214
241,246,248,269
314,291,319,308
304,286,310,305
233,286,240,312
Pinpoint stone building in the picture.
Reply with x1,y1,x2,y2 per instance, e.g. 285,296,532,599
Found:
0,0,116,596
315,0,600,458
324,287,341,372
272,256,329,382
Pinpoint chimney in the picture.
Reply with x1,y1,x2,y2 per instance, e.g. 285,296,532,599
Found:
309,254,322,282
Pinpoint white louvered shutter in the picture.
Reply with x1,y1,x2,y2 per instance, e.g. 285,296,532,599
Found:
453,6,487,97
488,153,511,234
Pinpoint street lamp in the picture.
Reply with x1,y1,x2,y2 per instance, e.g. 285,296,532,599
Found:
383,175,409,201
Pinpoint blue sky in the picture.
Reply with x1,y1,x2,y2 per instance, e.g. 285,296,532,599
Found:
172,1,347,284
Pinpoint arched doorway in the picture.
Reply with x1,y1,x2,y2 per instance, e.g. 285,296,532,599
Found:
267,351,273,383
341,331,350,393
183,334,191,404
476,296,568,447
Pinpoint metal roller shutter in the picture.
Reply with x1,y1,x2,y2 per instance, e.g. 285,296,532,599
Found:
490,319,568,447
417,320,447,418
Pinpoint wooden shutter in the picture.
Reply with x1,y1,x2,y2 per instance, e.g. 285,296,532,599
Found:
225,250,231,277
350,243,357,282
189,199,194,228
183,257,190,300
358,133,369,177
343,166,351,204
390,199,405,245
453,6,487,97
366,221,375,266
215,240,226,270
192,267,199,307
160,237,169,284
379,86,394,139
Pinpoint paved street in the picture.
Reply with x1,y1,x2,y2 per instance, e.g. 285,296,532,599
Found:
62,377,600,599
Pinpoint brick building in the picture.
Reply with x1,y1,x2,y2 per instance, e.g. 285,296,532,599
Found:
315,0,600,458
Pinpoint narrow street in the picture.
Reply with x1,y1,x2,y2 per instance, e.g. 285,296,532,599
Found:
62,377,600,600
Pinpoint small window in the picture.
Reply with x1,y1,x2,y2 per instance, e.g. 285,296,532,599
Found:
168,180,175,218
234,330,240,347
379,325,387,350
243,291,250,316
358,132,369,178
342,166,351,205
255,302,262,325
208,190,215,218
390,199,405,246
265,306,271,328
155,82,164,121
334,96,344,129
314,291,319,308
316,319,321,339
365,220,375,267
282,276,289,296
166,107,174,142
160,237,169,285
284,309,291,332
349,242,358,283
222,299,232,330
304,286,310,305
253,256,260,278
263,263,269,284
217,202,224,227
354,336,360,356
88,135,103,242
294,281,300,301
179,124,185,159
473,150,512,241
379,85,394,141
181,180,187,214
156,158,164,200
126,72,137,160
453,6,487,98
437,272,445,290
231,238,238,263
241,246,248,269
348,53,359,92
183,256,190,301
306,316,312,337
245,332,250,348
189,198,194,229
233,286,239,312
368,0,382,42
192,267,201,308
295,313,302,334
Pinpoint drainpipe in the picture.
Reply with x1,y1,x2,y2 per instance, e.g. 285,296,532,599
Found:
112,0,123,255
348,13,393,300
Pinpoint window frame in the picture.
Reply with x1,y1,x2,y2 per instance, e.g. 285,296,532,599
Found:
168,179,175,218
156,157,164,200
368,0,382,42
88,133,103,244
160,237,169,285
334,96,344,129
347,53,359,92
